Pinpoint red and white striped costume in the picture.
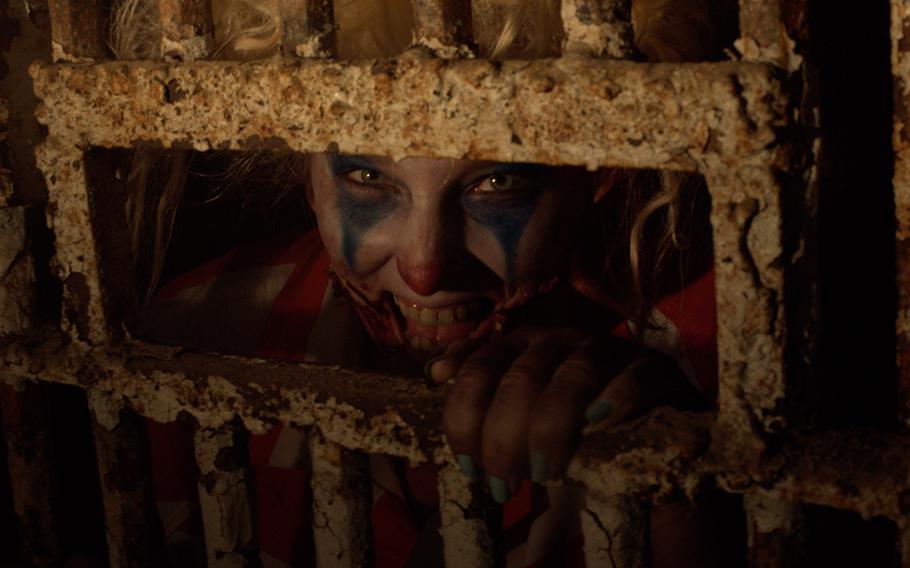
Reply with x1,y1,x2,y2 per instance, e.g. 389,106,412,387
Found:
142,230,717,567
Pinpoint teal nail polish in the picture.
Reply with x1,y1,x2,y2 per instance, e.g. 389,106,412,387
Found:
585,399,615,424
489,476,511,504
456,454,477,479
530,452,548,484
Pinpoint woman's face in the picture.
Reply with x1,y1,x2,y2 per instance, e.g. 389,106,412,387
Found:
309,154,593,354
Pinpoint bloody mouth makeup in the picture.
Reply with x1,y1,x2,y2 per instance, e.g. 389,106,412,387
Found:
310,154,592,357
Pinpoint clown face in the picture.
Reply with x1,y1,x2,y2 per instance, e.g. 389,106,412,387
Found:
308,154,594,355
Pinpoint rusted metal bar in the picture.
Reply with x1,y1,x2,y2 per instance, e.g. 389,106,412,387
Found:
580,492,646,567
279,0,336,57
704,165,791,476
743,494,803,567
157,0,215,60
0,207,35,334
411,0,473,57
47,0,108,61
89,396,167,567
6,336,907,522
737,0,803,70
194,423,256,566
31,58,785,172
33,141,109,345
308,429,371,567
437,463,494,567
561,0,633,58
892,0,910,427
0,382,59,564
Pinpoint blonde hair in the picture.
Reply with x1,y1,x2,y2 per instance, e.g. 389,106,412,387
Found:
114,0,731,313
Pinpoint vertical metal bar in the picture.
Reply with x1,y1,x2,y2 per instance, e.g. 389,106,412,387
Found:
279,0,336,57
705,165,789,471
34,142,109,344
437,463,494,567
411,0,472,56
47,0,108,61
157,0,215,60
737,0,803,69
580,492,646,568
892,0,910,427
0,382,59,565
89,395,167,567
0,206,35,334
308,430,371,567
743,494,803,567
194,423,256,566
561,0,633,58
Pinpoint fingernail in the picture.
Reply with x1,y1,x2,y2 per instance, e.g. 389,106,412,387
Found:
456,454,477,479
585,399,615,424
530,452,548,485
489,476,511,504
424,357,443,382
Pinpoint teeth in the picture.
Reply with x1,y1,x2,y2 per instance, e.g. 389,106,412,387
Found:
419,308,437,325
395,295,487,324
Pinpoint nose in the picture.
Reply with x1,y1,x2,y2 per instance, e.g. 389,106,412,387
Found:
396,206,455,296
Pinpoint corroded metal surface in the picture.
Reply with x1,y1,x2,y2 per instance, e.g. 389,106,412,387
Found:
737,0,803,71
280,0,335,58
158,0,214,60
705,166,789,471
30,58,784,171
0,382,59,564
0,207,35,334
195,423,255,566
34,140,108,344
893,0,910,426
47,0,106,61
90,403,167,567
561,0,633,58
1,334,908,521
437,463,494,567
411,0,473,57
580,493,645,568
309,430,371,567
743,494,803,568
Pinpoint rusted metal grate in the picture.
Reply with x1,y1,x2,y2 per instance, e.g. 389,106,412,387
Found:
0,0,904,566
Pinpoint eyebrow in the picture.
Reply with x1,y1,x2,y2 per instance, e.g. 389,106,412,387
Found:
327,154,382,174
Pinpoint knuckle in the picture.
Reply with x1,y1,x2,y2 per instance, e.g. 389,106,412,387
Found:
442,403,481,448
556,357,599,382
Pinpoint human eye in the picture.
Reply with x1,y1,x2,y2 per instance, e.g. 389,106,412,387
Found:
340,168,391,189
465,170,539,202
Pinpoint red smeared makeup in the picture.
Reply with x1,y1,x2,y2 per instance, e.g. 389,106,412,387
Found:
308,154,593,357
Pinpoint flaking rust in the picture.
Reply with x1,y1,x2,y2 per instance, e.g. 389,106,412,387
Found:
892,0,910,426
30,58,783,171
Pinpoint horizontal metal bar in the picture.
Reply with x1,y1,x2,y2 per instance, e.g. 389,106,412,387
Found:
1,333,907,521
30,58,785,171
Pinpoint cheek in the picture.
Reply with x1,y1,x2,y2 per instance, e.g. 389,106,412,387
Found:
462,198,539,282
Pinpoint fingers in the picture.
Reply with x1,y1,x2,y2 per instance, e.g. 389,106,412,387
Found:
525,341,604,483
425,338,482,384
442,330,576,500
582,354,704,436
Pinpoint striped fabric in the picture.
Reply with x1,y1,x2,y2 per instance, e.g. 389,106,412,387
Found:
142,230,717,567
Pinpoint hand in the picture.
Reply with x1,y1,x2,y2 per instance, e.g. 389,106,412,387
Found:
428,326,703,502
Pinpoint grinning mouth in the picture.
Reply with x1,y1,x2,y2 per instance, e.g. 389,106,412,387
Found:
393,295,494,354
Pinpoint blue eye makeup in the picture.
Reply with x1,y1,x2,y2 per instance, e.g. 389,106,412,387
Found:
328,154,399,269
461,164,546,281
